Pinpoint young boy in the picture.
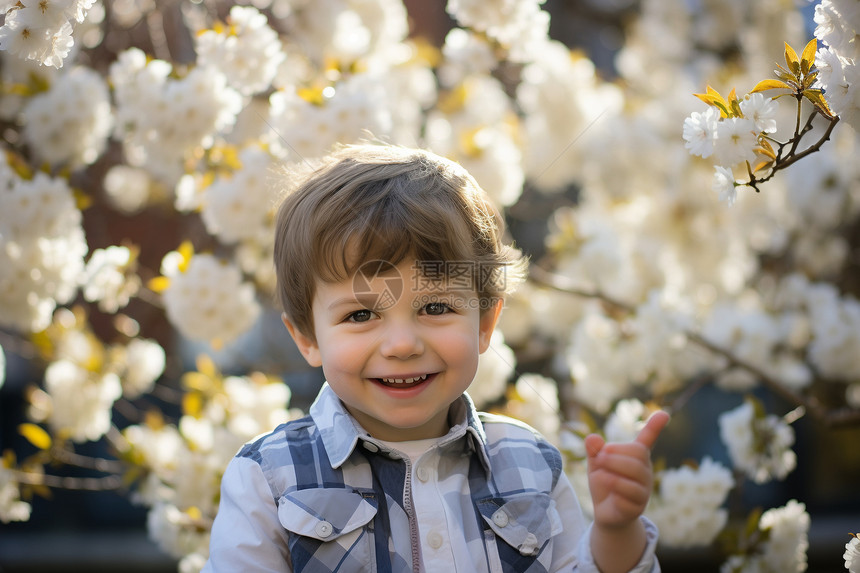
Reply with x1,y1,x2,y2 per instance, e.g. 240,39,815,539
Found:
204,144,668,572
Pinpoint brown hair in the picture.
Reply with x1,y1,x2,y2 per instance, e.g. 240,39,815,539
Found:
273,143,526,338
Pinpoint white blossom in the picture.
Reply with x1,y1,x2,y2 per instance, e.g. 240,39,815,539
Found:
845,535,860,573
0,466,31,523
647,457,733,548
446,0,550,62
103,165,153,214
604,399,646,444
0,170,87,332
44,359,122,442
721,500,809,573
266,73,392,161
714,117,758,167
222,375,291,440
438,28,496,87
713,165,738,206
110,48,243,184
160,253,261,344
718,401,796,484
471,330,516,409
120,339,165,399
504,373,560,444
80,246,140,313
22,65,112,167
683,106,720,158
200,147,277,244
195,6,285,96
739,93,778,134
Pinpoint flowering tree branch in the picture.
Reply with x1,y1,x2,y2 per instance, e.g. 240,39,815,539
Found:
529,265,860,429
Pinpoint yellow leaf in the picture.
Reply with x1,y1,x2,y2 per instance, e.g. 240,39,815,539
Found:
800,38,817,75
72,189,92,210
182,391,204,418
181,371,212,391
177,241,194,273
2,449,17,468
753,160,773,173
693,92,729,118
144,409,165,430
19,423,52,450
784,42,801,75
803,89,836,119
750,79,792,93
196,353,217,378
296,84,327,106
147,276,171,293
756,139,777,160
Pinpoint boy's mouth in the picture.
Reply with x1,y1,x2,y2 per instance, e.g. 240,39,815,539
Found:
374,373,433,388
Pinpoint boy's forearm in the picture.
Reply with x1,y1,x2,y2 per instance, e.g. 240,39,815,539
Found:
590,518,647,573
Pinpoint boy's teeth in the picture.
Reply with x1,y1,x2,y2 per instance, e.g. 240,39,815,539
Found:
382,374,428,384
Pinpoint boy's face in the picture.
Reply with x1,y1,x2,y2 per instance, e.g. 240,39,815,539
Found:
284,258,501,441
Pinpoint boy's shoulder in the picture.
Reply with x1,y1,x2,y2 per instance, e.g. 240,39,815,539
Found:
237,414,318,463
477,410,551,444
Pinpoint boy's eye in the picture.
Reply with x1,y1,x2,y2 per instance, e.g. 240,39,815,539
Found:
424,302,451,316
346,309,374,323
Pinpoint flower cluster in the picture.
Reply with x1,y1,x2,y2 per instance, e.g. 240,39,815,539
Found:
21,65,112,168
646,457,734,549
0,459,31,523
79,246,141,314
122,362,299,570
158,248,261,345
109,48,243,185
721,500,810,573
194,6,286,97
719,400,796,484
846,534,860,573
0,159,87,332
0,0,95,67
26,308,165,442
812,0,860,131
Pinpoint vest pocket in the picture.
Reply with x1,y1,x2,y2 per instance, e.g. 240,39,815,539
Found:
278,488,377,572
476,492,562,568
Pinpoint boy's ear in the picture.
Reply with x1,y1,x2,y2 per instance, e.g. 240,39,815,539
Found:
478,299,503,353
282,313,322,367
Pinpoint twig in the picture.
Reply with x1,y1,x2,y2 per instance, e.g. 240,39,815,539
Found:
14,471,124,491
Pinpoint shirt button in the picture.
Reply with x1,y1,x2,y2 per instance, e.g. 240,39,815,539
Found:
492,509,509,528
416,465,430,482
362,441,379,453
427,531,444,549
315,520,333,538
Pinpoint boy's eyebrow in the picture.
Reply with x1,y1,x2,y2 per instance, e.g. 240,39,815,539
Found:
327,294,378,310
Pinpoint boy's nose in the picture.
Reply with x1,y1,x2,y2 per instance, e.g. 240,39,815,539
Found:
379,322,424,359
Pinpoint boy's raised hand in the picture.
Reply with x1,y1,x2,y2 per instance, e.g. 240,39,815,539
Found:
585,411,670,529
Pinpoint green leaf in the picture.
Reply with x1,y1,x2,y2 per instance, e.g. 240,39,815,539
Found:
750,79,792,93
19,424,52,450
800,38,817,75
784,42,801,76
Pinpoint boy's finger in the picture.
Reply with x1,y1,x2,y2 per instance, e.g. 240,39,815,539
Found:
634,410,670,450
585,433,605,459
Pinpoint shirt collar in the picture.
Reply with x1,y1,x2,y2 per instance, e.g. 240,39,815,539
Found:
310,383,492,472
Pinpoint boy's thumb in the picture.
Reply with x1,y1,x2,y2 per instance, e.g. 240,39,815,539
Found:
584,434,605,459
